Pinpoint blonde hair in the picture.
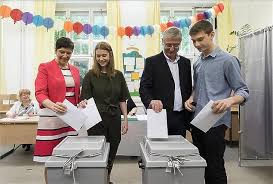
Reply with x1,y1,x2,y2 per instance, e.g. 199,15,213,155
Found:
91,41,116,78
18,89,31,101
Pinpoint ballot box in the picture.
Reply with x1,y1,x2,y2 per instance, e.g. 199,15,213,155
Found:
45,136,109,184
139,135,206,184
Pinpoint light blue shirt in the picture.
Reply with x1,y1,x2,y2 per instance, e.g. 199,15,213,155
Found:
163,52,183,111
193,47,249,128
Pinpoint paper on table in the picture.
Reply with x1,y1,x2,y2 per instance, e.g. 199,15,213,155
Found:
58,99,87,131
81,98,102,130
147,109,168,138
190,100,227,133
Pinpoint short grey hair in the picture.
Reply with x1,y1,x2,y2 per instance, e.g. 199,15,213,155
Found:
162,27,182,40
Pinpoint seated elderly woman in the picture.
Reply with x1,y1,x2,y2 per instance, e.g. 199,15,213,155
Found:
6,89,39,151
6,89,39,118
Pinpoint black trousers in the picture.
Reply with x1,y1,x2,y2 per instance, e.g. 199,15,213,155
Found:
191,124,227,184
167,110,187,137
87,112,121,175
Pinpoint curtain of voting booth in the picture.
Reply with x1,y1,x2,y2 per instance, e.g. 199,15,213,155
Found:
239,26,273,166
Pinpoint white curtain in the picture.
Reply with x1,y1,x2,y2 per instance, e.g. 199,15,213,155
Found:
239,26,273,162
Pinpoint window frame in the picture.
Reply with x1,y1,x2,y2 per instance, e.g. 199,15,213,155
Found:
55,7,107,85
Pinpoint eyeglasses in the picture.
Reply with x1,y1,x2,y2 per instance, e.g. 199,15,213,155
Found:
163,43,180,50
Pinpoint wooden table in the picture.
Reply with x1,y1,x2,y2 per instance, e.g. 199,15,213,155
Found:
0,116,39,159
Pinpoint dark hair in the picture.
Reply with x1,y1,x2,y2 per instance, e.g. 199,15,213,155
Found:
55,37,74,51
189,20,213,36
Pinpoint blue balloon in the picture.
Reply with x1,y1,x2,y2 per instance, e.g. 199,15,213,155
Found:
179,19,187,28
185,18,191,27
92,25,101,36
146,25,154,36
43,17,54,30
204,11,212,19
140,26,147,36
100,26,109,38
33,15,44,27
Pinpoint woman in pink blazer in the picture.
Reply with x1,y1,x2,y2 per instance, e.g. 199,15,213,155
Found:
34,37,80,162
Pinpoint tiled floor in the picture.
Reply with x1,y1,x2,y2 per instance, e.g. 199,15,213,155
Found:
0,144,272,184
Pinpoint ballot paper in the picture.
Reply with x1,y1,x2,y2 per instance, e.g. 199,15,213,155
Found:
147,109,168,138
190,100,227,133
58,99,87,131
81,98,102,130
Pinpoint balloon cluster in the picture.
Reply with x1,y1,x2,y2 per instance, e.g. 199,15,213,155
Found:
0,5,54,30
0,2,224,37
159,2,224,33
63,20,109,37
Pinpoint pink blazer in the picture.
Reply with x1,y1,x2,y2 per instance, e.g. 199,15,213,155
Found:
35,59,80,107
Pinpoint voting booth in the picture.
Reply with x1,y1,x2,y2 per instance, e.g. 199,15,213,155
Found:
139,136,206,184
45,136,109,184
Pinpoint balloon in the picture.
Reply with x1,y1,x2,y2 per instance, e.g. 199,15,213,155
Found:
83,24,92,34
204,10,212,19
64,20,73,32
33,15,44,27
213,5,220,16
179,19,187,28
185,18,191,27
22,12,33,25
133,26,141,36
217,3,225,12
117,27,125,37
10,9,23,24
0,5,11,18
166,21,174,28
173,21,180,28
196,13,205,21
140,26,147,36
92,25,101,36
160,23,167,32
125,26,133,38
73,22,83,34
100,26,109,38
146,25,154,36
43,17,54,30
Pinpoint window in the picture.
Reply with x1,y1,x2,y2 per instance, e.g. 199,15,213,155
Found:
55,9,107,86
160,7,215,58
160,9,194,57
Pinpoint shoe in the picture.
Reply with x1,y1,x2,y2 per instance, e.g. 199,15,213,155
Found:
109,182,114,184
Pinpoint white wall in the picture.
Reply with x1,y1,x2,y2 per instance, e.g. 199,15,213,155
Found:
231,0,273,31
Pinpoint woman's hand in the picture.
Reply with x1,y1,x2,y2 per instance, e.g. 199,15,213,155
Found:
121,120,128,135
51,102,67,113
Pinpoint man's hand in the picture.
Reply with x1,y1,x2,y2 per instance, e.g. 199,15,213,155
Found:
78,99,88,109
211,99,233,113
185,97,195,112
149,100,163,113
